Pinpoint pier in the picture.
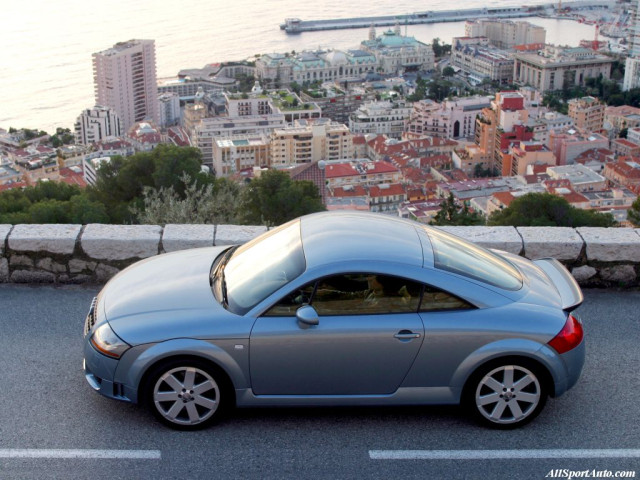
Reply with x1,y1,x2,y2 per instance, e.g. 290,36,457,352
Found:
279,0,616,33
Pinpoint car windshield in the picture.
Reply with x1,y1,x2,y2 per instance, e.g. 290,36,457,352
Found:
213,220,306,315
425,227,523,291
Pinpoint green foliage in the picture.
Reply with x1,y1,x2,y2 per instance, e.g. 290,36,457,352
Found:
50,127,74,148
236,73,256,92
0,181,109,224
86,144,209,223
406,75,428,102
627,197,640,227
488,193,617,227
430,193,485,226
131,173,239,225
442,66,455,77
238,170,325,227
432,38,451,58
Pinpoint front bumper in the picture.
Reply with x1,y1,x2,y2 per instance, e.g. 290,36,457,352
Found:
83,339,133,402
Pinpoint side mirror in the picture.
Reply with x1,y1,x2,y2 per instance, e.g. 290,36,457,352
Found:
296,305,319,326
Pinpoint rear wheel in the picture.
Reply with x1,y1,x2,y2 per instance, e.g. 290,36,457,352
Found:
465,361,547,429
145,359,228,430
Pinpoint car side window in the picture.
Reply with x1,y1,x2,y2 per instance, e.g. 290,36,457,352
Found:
262,282,315,317
419,285,474,312
311,274,421,316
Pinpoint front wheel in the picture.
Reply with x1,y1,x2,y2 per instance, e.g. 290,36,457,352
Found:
464,361,548,429
145,360,228,430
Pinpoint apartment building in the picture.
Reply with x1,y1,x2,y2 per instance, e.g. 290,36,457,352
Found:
451,37,514,84
92,39,160,131
550,129,610,165
158,93,181,128
464,19,546,49
405,96,492,139
212,134,271,177
513,45,614,92
74,106,122,146
349,100,412,138
270,120,353,166
567,96,605,132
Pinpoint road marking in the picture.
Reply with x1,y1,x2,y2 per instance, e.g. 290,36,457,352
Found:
369,449,640,460
0,449,161,459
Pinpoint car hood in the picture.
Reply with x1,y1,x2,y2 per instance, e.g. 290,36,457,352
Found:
100,247,230,344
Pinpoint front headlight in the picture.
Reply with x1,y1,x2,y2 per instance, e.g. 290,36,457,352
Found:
90,323,130,359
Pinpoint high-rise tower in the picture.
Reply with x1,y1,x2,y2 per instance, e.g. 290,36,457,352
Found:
92,39,159,131
624,0,640,91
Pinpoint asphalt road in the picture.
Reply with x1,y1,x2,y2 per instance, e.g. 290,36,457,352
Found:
0,285,638,479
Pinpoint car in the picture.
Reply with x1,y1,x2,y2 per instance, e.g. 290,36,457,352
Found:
83,211,585,430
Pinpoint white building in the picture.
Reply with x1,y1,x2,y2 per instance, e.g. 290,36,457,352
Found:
194,115,286,169
349,100,412,138
624,0,640,90
158,92,181,128
83,156,111,186
93,39,160,131
405,96,492,139
464,19,546,49
74,106,122,145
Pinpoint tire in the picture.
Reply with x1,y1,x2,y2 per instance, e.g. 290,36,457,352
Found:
144,358,229,430
464,360,548,429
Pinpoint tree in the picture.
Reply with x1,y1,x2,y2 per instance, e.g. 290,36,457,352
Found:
238,170,325,227
442,66,455,77
627,197,640,227
488,192,616,227
87,144,210,223
430,193,485,226
132,173,239,228
0,181,109,224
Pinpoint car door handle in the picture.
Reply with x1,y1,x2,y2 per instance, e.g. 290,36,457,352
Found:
394,330,421,339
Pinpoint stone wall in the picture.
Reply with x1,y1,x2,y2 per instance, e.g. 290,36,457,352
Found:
1,223,639,287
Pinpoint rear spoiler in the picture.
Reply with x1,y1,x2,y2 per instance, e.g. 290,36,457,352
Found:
533,258,584,313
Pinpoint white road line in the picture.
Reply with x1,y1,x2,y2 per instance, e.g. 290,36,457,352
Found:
369,449,640,460
0,449,161,459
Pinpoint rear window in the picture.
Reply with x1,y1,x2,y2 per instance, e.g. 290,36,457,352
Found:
424,227,523,291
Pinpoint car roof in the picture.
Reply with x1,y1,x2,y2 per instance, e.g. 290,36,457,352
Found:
300,212,429,269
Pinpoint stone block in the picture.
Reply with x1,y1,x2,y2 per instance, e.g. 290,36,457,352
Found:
0,258,8,282
69,259,97,274
437,226,522,254
36,258,68,273
10,270,56,283
163,224,215,252
81,224,161,260
215,225,268,246
571,265,597,283
10,255,33,267
600,265,637,284
577,228,640,262
517,227,583,261
0,224,12,255
95,264,120,283
8,224,81,255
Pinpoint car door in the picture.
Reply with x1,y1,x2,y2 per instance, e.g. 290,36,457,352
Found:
249,273,425,396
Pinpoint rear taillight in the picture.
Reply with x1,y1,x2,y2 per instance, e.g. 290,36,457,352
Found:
548,314,583,354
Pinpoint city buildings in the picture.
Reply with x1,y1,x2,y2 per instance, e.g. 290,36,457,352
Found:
270,120,353,166
513,45,614,92
567,96,605,133
464,19,546,49
92,39,160,131
349,100,412,138
157,92,181,128
360,26,435,75
624,0,640,90
405,96,492,139
74,106,123,146
451,37,514,84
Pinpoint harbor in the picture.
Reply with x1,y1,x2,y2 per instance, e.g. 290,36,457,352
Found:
279,0,617,33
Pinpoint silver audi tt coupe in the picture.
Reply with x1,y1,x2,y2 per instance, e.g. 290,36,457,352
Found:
83,211,585,429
